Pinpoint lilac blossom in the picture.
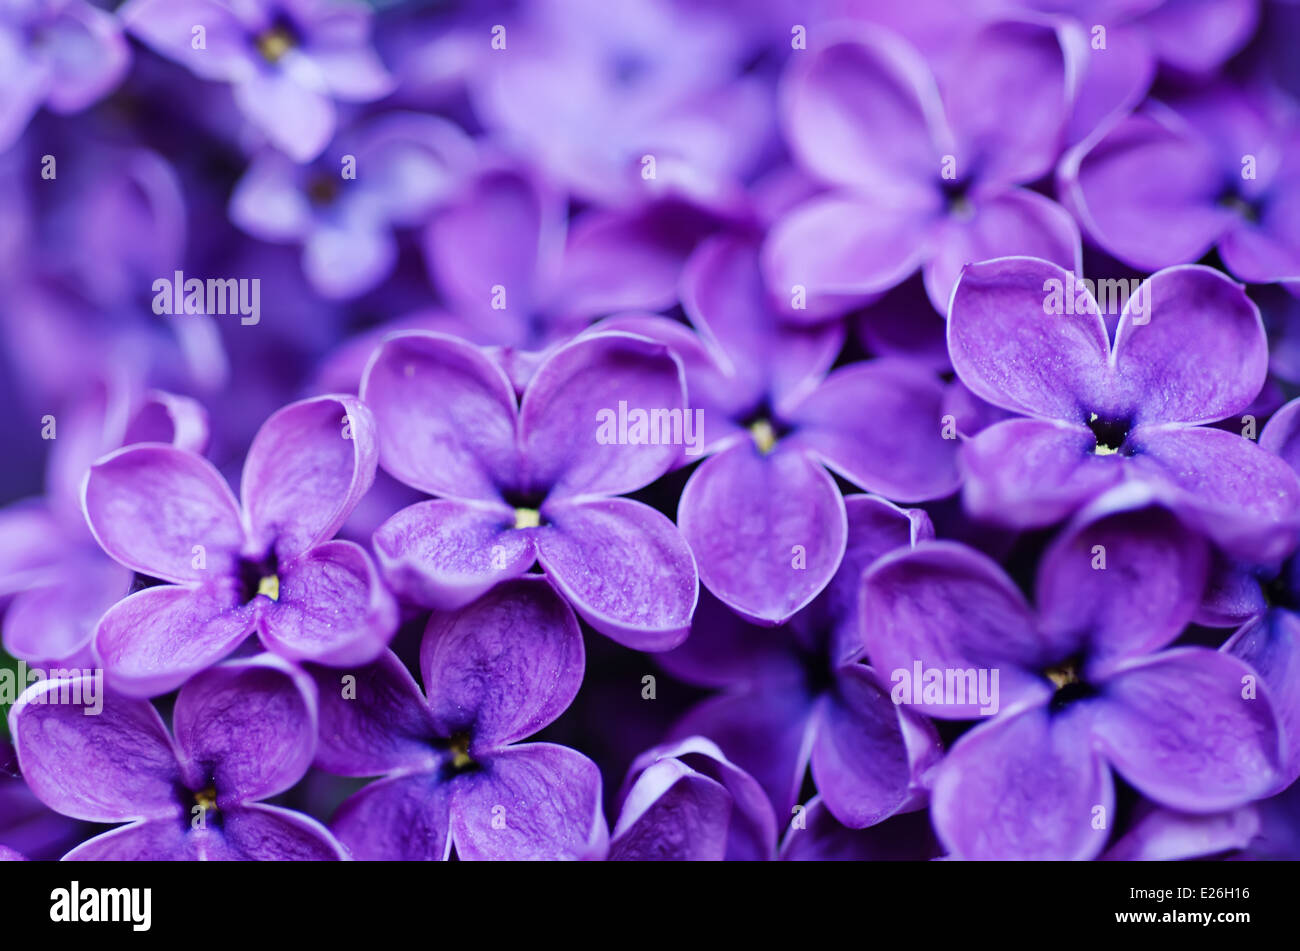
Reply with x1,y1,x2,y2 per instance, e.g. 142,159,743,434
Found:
0,0,130,149
660,495,941,826
609,737,776,861
861,488,1283,859
1062,82,1300,282
0,381,206,665
121,0,394,162
229,112,474,299
468,0,771,211
311,577,607,861
1206,396,1300,790
420,164,713,354
764,19,1082,317
82,394,396,696
948,255,1300,559
9,655,346,860
361,330,698,650
598,236,959,624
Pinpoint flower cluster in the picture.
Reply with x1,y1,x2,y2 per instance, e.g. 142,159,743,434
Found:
1,0,1299,862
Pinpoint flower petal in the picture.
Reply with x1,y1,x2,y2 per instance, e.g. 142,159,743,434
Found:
609,758,732,861
960,418,1123,529
923,189,1081,313
449,743,608,861
1113,266,1267,424
940,20,1073,186
763,192,933,312
95,583,257,698
83,445,244,584
781,30,943,192
860,541,1052,716
260,539,396,666
332,772,452,861
810,666,935,829
786,359,961,501
1037,493,1209,667
678,442,845,626
1063,106,1230,271
1091,649,1283,810
310,650,440,777
947,256,1110,420
212,803,346,861
1129,425,1300,562
420,576,584,748
371,498,534,611
519,332,687,499
537,497,697,651
360,331,519,501
1224,610,1300,790
931,702,1112,860
10,677,181,823
669,684,816,818
241,395,378,560
173,656,317,806
684,235,845,412
63,820,195,861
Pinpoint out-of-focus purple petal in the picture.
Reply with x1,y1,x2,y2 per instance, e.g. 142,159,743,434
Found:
787,359,961,501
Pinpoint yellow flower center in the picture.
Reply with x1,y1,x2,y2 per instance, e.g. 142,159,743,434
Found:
257,574,280,601
194,786,218,813
749,419,777,455
256,27,294,64
514,507,541,530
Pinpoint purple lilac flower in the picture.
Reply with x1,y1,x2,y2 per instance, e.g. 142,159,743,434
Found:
661,495,941,826
0,0,130,149
121,0,394,162
599,236,958,623
311,577,607,860
83,394,396,696
1206,397,1300,789
8,655,346,860
764,20,1082,317
469,0,770,211
1062,82,1300,282
993,0,1259,144
861,488,1283,859
609,736,776,861
0,381,206,665
230,112,474,299
421,164,713,354
362,330,698,650
948,255,1300,558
